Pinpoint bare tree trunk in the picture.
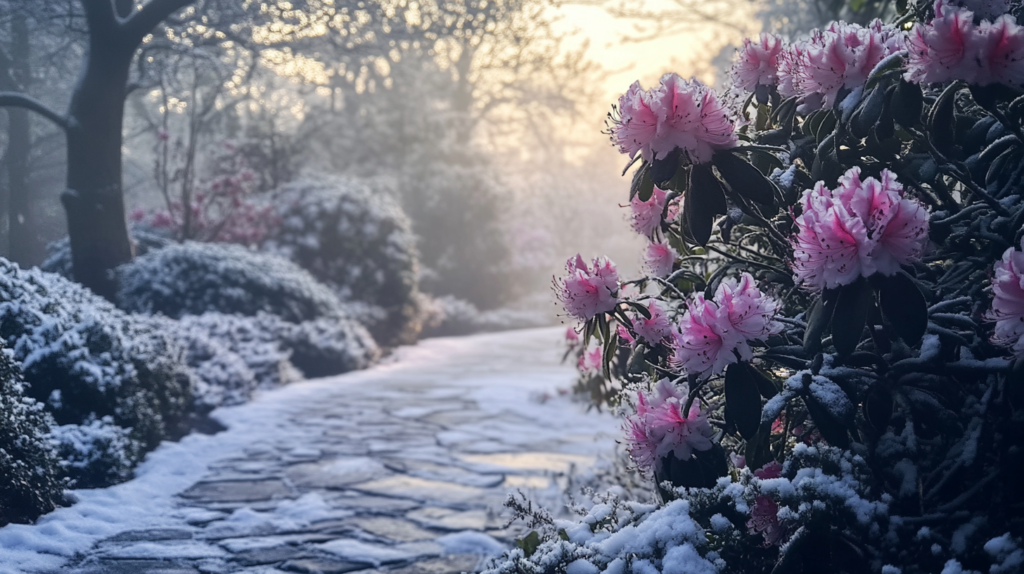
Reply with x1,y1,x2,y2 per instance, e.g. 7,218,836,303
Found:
61,32,136,300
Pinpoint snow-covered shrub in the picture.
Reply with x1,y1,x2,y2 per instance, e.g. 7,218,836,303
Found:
51,416,140,489
0,259,195,487
41,224,173,280
0,344,65,526
176,312,379,388
420,295,552,337
117,241,344,324
493,2,1024,572
263,176,423,346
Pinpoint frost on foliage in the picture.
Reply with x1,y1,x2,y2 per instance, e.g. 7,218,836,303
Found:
51,416,140,489
264,176,422,346
177,312,378,389
0,345,65,526
117,241,345,325
0,259,195,487
420,295,551,337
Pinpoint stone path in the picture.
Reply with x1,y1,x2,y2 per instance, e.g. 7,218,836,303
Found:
12,328,618,574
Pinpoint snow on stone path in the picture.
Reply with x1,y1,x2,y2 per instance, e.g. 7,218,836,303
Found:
0,327,619,574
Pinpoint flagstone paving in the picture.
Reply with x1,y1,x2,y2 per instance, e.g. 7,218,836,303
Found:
44,328,617,574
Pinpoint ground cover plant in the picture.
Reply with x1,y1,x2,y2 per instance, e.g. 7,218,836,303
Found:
487,1,1024,572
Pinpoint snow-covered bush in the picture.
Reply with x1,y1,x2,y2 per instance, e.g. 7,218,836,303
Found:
176,312,379,391
51,416,140,489
117,242,345,324
41,224,174,280
0,344,65,526
420,295,552,337
492,2,1024,572
263,176,423,346
0,259,195,488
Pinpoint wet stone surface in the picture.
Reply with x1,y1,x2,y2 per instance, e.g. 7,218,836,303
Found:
52,330,617,574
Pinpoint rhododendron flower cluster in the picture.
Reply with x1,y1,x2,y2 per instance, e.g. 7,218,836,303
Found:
905,0,1024,87
623,379,714,473
631,302,674,345
730,33,786,92
643,241,678,278
747,462,787,546
610,74,738,165
987,240,1024,356
578,346,603,374
671,273,782,378
777,21,904,109
630,187,669,237
792,168,930,292
553,254,620,321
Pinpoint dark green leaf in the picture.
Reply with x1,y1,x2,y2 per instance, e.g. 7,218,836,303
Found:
750,364,780,399
712,151,778,206
651,148,683,187
803,394,851,448
745,427,774,470
852,86,886,139
831,278,873,357
876,272,928,345
516,531,542,557
928,81,960,154
725,363,763,440
630,162,654,202
686,164,727,246
891,79,923,128
804,289,839,354
863,385,893,433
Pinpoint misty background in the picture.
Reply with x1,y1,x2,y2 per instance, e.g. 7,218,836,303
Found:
0,0,879,317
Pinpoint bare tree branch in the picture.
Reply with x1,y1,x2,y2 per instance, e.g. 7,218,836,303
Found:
0,91,69,130
121,0,195,47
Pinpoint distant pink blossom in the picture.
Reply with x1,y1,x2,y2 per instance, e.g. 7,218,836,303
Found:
779,20,903,109
754,461,783,479
671,273,782,378
553,255,620,321
630,187,669,237
906,1,1024,86
986,239,1024,356
792,168,929,292
748,496,786,546
579,346,603,373
632,302,675,345
731,33,786,91
609,74,737,164
644,241,678,278
623,379,714,474
565,327,581,346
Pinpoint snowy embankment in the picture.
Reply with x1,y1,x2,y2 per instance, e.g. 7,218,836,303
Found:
0,327,619,573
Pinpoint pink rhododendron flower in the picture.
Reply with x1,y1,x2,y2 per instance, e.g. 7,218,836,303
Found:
986,239,1024,356
731,33,786,91
611,81,659,161
779,21,903,109
632,302,674,344
792,168,929,292
630,187,669,237
748,495,786,546
553,254,620,321
609,74,737,164
906,1,1024,86
643,241,678,278
623,379,714,473
579,346,603,374
617,323,636,345
754,461,783,479
671,273,782,378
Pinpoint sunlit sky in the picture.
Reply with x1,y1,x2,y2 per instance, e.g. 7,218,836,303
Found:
552,0,759,100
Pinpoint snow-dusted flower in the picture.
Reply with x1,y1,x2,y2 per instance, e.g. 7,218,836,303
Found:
906,0,1024,86
565,326,581,346
630,187,669,237
579,346,603,374
792,168,929,292
671,273,782,378
643,241,678,278
731,33,787,91
779,21,904,109
632,302,674,345
553,255,620,321
986,239,1024,356
623,379,714,473
609,74,737,164
748,496,786,546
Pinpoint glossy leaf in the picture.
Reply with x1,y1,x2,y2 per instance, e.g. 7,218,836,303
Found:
876,272,928,345
725,363,763,440
630,162,654,202
686,164,727,246
831,278,873,357
891,79,923,128
651,148,682,187
804,289,839,354
713,151,778,206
